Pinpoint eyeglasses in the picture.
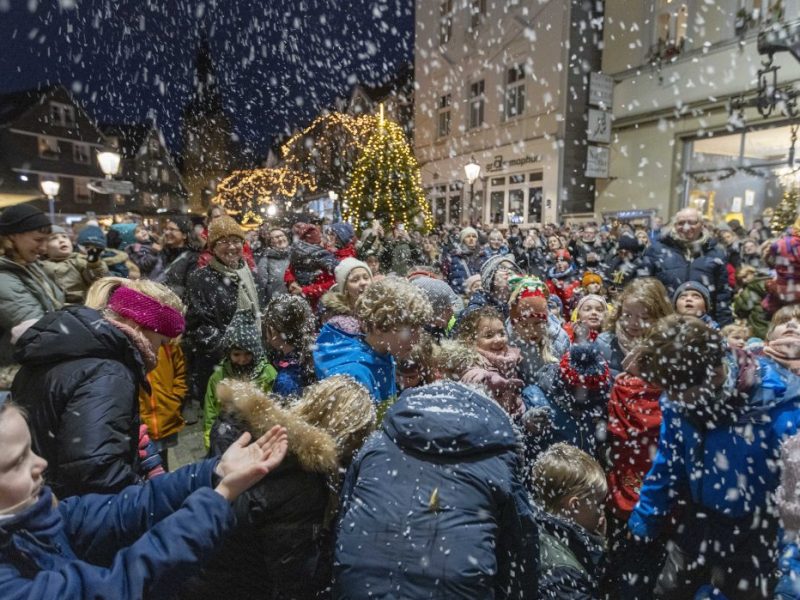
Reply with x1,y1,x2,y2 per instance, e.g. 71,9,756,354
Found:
216,237,243,247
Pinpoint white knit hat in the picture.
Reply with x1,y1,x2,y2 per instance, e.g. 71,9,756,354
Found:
335,257,372,293
459,226,478,243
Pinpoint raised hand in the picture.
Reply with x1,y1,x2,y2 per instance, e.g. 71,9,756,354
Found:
214,426,288,502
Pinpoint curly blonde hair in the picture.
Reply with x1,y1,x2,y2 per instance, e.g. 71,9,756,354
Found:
85,277,184,316
355,276,433,332
606,277,672,333
531,442,607,514
434,339,480,380
291,375,376,463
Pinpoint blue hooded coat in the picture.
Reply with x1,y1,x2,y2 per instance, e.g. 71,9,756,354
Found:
0,459,234,600
313,322,396,403
333,382,539,599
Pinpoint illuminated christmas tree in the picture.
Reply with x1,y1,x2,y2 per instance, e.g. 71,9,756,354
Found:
343,108,433,232
771,186,799,235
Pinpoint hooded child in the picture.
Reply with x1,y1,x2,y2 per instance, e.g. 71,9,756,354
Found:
41,225,108,303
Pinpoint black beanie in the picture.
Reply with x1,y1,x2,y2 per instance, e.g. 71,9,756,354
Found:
169,216,193,236
0,203,51,235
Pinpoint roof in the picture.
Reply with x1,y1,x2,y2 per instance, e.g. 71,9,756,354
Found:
0,85,62,126
101,123,153,159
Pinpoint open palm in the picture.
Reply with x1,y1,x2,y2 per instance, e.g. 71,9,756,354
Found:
215,426,289,502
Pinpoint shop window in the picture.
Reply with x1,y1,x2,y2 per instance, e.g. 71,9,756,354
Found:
528,187,543,223
490,191,505,224
505,64,526,120
468,80,485,130
432,185,447,225
72,143,91,165
437,94,451,139
38,136,60,159
509,189,524,224
438,0,453,45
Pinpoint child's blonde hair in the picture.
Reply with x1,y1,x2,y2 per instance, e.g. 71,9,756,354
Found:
721,323,751,339
434,340,480,379
531,443,608,514
767,305,800,340
606,277,672,333
85,277,184,314
291,375,376,463
736,265,758,286
455,306,504,344
355,276,433,332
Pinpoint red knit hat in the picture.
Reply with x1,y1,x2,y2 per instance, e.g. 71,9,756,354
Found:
293,222,321,245
108,286,185,338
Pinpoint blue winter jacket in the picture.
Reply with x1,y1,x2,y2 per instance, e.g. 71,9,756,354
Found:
641,232,733,326
333,382,539,599
313,322,396,403
0,459,234,600
444,245,485,294
628,355,800,540
776,537,800,600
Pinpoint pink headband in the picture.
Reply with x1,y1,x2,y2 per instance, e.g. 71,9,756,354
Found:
108,286,185,338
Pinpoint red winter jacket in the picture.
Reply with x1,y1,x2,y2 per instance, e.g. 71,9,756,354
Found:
606,373,663,520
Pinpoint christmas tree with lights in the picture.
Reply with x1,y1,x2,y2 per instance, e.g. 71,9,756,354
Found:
344,106,433,232
771,186,800,235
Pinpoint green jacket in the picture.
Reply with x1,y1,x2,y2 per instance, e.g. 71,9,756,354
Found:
732,276,770,340
0,257,64,366
42,253,108,304
203,358,277,449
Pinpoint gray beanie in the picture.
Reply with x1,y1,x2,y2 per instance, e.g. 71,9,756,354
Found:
411,276,458,317
672,280,712,313
480,254,522,294
50,225,68,235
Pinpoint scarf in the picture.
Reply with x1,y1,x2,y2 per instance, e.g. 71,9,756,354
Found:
475,345,522,379
614,319,638,356
209,257,261,330
107,318,157,372
763,336,800,375
669,230,710,261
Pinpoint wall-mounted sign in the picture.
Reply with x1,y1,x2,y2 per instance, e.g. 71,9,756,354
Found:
585,146,610,179
587,108,612,144
589,72,614,109
485,154,543,173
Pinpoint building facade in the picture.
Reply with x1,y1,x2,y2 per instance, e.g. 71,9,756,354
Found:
103,123,188,215
0,86,108,215
414,0,603,228
598,0,800,227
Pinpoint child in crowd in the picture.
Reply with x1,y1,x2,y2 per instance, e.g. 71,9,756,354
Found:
597,277,673,376
395,333,437,391
672,280,719,329
575,271,607,303
523,344,611,461
763,222,800,315
733,264,772,339
625,312,800,599
546,249,579,320
126,224,161,278
362,251,384,282
77,225,140,279
262,295,317,397
203,311,276,450
564,294,608,343
41,225,107,303
319,257,373,333
531,443,607,599
285,222,339,309
457,306,524,417
463,273,482,300
140,340,187,470
0,397,288,598
721,322,751,349
434,339,480,381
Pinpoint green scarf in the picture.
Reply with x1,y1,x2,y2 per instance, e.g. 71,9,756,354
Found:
209,257,261,330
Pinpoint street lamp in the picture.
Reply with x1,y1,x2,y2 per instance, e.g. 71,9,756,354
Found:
40,178,60,223
464,158,481,225
97,149,121,179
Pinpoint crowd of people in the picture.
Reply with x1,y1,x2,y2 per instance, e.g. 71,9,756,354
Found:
2,199,800,599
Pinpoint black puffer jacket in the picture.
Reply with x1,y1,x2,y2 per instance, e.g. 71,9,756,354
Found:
641,231,733,325
183,265,242,358
11,306,145,498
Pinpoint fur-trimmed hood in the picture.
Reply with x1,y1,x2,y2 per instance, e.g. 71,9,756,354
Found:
217,380,339,474
320,290,353,318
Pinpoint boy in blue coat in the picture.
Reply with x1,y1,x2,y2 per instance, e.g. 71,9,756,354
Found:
623,313,800,599
0,398,287,599
314,276,432,411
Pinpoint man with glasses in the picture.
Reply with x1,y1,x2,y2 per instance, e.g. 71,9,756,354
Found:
641,207,733,325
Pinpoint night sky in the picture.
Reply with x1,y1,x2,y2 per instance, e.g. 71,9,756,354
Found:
0,0,414,161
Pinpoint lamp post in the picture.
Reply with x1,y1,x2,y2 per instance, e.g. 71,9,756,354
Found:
96,149,121,216
40,178,60,223
464,158,481,225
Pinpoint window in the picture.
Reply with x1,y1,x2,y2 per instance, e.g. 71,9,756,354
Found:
149,166,159,183
49,102,75,127
438,0,453,45
528,187,543,223
74,178,91,204
161,168,170,184
437,94,451,139
72,143,90,165
468,80,485,130
449,183,462,224
505,64,526,120
38,137,60,159
655,0,689,50
470,0,486,32
490,191,505,224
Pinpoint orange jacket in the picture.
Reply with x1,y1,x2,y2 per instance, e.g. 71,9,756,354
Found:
139,342,187,441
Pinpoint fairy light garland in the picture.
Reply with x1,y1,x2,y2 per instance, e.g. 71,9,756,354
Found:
213,167,317,214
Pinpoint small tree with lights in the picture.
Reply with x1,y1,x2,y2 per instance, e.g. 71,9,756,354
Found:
343,107,433,232
771,186,800,235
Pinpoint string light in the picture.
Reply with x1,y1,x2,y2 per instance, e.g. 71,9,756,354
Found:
213,166,317,214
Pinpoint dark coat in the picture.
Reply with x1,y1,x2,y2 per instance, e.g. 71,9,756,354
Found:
535,506,605,600
183,265,244,359
443,245,485,294
514,246,549,279
12,306,146,497
462,288,510,321
156,246,200,300
0,460,234,600
641,232,733,325
333,382,538,599
255,246,290,304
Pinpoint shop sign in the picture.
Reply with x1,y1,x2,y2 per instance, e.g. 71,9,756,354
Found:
587,108,612,144
589,72,614,108
585,146,610,179
485,154,543,173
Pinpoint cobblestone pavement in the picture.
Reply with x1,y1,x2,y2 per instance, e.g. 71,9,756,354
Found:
169,420,206,471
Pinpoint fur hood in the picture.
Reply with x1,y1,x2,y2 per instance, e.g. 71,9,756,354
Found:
320,290,353,318
217,380,338,474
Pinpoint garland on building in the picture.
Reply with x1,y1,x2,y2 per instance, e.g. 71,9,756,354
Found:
213,167,316,224
771,186,800,235
343,110,434,232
